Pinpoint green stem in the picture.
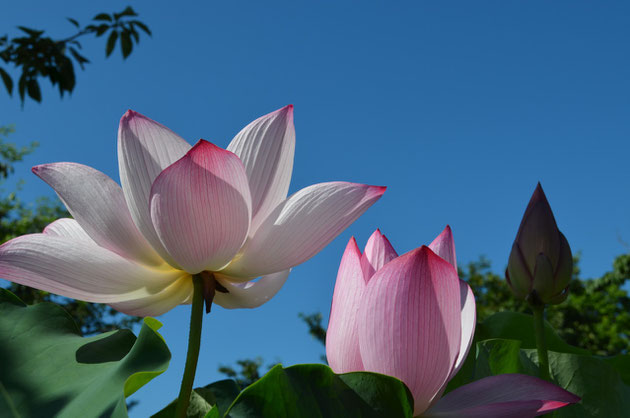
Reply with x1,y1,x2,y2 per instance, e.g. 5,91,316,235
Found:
532,305,551,381
175,274,204,418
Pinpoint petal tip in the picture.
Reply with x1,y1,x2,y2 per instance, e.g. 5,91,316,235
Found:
368,185,387,199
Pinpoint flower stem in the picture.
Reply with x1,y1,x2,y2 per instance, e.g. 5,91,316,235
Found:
175,274,204,418
532,305,551,381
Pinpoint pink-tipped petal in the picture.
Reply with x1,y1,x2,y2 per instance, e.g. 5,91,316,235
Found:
33,163,162,266
109,274,193,316
43,218,94,242
227,105,295,235
212,269,290,309
360,229,398,282
326,237,366,373
118,110,192,267
0,234,183,304
428,225,457,269
422,374,580,417
358,246,462,416
222,182,386,278
150,140,252,274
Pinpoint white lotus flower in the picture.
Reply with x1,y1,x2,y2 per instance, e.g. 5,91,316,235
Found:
0,106,385,316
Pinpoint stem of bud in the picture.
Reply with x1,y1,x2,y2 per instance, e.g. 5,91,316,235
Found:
175,273,204,418
532,305,551,382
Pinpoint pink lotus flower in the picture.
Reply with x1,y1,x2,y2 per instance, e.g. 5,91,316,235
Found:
326,227,580,417
0,106,385,316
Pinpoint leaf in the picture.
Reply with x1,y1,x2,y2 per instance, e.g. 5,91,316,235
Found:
17,26,44,37
95,24,110,37
106,31,118,57
67,18,80,28
0,67,13,95
69,48,89,70
476,311,590,355
152,380,240,418
120,31,133,59
603,354,630,386
26,79,41,102
131,20,152,36
0,288,171,418
225,364,414,418
93,13,112,22
119,6,138,18
474,338,630,418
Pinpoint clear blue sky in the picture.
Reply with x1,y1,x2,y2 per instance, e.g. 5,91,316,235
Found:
1,1,629,416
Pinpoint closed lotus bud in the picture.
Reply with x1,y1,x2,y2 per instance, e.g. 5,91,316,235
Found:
506,183,572,306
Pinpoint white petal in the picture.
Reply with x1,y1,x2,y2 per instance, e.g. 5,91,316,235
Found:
0,234,183,304
227,105,295,235
33,163,163,266
212,270,290,309
451,281,477,378
222,182,386,278
109,275,193,316
118,110,191,267
43,218,94,242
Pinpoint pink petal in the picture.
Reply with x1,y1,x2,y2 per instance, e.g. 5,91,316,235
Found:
212,270,290,309
33,162,162,266
326,237,366,373
118,110,192,267
423,374,580,417
0,234,183,304
227,105,295,235
43,218,93,242
428,225,457,269
360,229,398,282
358,246,462,416
150,140,252,274
109,274,193,316
222,182,386,278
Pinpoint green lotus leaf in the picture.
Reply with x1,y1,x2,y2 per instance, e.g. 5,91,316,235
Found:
0,288,171,418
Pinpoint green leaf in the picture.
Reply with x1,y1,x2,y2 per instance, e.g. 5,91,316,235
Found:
17,26,44,37
474,338,630,418
225,364,414,418
26,79,41,102
131,20,152,36
152,379,240,418
477,311,590,355
93,13,112,22
120,6,138,17
0,67,13,95
120,31,133,59
67,18,80,28
602,354,630,386
0,288,171,418
106,31,119,57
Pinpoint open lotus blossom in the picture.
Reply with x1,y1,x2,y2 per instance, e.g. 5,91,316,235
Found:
0,105,385,316
326,227,580,417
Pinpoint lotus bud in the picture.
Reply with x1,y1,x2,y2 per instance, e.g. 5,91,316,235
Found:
506,183,572,306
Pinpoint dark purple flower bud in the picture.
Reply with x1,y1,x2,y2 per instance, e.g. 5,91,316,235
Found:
506,183,572,306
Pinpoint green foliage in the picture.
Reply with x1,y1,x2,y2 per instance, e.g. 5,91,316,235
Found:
0,5,151,104
0,288,171,418
223,364,414,418
152,380,240,418
0,126,142,335
462,255,630,356
217,358,269,388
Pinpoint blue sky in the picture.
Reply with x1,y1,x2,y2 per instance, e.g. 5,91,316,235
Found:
1,1,629,416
